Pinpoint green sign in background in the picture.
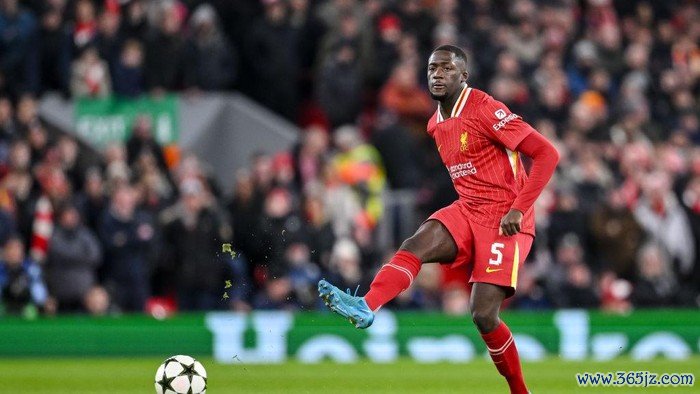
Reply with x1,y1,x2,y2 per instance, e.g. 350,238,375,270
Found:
1,310,699,362
74,95,179,147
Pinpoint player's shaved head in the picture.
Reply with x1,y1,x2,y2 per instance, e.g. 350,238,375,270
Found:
432,45,468,70
427,45,469,103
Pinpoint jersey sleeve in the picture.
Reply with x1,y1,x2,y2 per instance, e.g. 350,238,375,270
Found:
476,96,535,151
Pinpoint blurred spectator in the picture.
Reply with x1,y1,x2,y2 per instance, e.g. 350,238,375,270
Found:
83,285,111,316
45,204,102,312
561,263,599,309
631,243,679,307
29,166,71,263
679,164,700,290
223,250,253,312
301,187,335,267
508,19,542,70
57,135,85,189
37,3,70,94
567,145,613,212
589,189,644,277
98,183,153,312
133,152,174,211
144,1,185,92
249,151,274,195
2,140,33,235
285,242,320,309
126,115,169,173
327,237,365,291
103,141,130,186
0,236,50,316
289,0,326,99
94,6,121,76
70,0,97,53
0,187,17,247
70,46,111,98
547,234,600,308
252,275,295,310
0,0,39,96
0,96,17,140
183,4,236,91
316,0,373,74
371,13,402,87
371,111,422,189
121,0,148,41
112,39,145,97
27,120,49,166
598,270,632,313
271,152,295,189
316,40,363,128
161,178,232,310
331,125,386,227
379,61,433,130
256,187,303,280
321,160,363,239
227,169,261,265
546,188,589,256
244,0,299,120
634,171,695,275
75,167,107,232
16,94,39,133
291,125,328,191
398,0,434,58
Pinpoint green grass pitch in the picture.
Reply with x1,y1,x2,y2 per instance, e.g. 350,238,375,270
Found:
1,357,697,393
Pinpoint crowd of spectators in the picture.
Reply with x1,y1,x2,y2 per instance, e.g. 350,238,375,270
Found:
0,0,698,317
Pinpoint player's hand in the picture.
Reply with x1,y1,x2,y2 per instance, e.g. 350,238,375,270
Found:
499,209,523,236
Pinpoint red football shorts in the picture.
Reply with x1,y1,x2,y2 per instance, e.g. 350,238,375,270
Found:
427,200,534,297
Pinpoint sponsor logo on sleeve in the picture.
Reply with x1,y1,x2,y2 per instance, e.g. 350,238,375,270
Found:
492,112,519,131
495,109,507,119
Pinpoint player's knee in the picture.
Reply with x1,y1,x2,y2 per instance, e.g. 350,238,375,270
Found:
471,309,498,333
399,221,456,263
399,235,420,255
399,232,433,260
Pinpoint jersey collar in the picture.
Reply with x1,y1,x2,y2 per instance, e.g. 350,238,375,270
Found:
437,85,472,122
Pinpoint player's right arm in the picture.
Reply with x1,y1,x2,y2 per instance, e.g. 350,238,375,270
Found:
509,132,559,217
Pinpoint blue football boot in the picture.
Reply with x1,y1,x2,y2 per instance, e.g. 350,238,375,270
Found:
318,279,374,329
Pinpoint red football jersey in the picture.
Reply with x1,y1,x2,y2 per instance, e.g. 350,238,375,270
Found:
427,86,536,235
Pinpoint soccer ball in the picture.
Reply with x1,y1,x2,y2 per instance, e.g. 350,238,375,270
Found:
154,355,207,394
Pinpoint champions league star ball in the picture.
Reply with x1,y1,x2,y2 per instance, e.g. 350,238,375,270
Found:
154,355,207,394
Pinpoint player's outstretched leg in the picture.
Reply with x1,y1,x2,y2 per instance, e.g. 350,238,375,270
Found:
318,220,457,329
471,282,530,394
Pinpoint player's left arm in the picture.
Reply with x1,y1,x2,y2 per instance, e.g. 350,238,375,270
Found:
500,132,560,235
476,97,560,236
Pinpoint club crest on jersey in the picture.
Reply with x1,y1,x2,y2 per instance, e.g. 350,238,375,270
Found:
460,132,468,152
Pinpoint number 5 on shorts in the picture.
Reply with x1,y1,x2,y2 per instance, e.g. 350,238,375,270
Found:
489,242,505,265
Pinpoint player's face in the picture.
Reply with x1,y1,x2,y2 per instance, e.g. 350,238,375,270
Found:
427,51,466,101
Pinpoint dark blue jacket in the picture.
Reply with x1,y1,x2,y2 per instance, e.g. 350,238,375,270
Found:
97,209,153,286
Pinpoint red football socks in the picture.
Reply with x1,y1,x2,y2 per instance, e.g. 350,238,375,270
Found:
364,250,422,311
481,321,529,394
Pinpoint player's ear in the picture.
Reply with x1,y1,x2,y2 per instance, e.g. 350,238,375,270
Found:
461,71,469,83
